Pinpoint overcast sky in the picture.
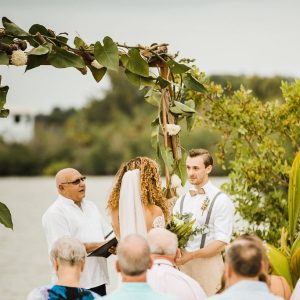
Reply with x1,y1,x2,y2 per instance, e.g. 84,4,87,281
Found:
1,0,300,113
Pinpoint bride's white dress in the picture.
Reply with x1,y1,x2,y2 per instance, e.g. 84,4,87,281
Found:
118,169,165,240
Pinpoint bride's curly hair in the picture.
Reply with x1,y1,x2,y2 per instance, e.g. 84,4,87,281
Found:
107,156,170,222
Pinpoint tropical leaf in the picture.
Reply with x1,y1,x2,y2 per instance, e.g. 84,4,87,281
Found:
87,65,107,83
160,146,174,173
29,45,50,56
167,59,190,74
156,76,171,88
2,17,29,37
151,124,160,156
121,48,149,77
74,36,88,49
144,88,161,107
48,46,85,68
183,73,207,93
174,101,196,113
25,54,48,71
291,247,300,280
0,51,9,65
125,70,155,88
288,151,300,240
291,234,300,257
0,202,13,229
29,24,50,36
266,244,293,287
0,109,9,118
94,37,119,71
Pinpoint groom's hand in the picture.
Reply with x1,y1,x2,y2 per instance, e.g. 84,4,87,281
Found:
108,246,117,255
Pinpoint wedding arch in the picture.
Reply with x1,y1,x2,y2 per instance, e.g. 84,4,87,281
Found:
0,17,208,228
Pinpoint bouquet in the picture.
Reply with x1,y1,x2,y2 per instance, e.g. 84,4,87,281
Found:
167,213,208,248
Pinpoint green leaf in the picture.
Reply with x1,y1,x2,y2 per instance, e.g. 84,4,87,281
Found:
94,37,119,71
0,51,9,65
29,24,50,36
0,109,9,117
25,54,48,71
291,235,300,257
151,124,160,156
169,106,184,115
121,48,149,77
156,76,171,88
160,146,174,173
0,86,9,109
74,36,88,49
0,202,13,229
174,100,196,113
48,46,85,68
87,65,107,83
266,244,293,287
167,59,190,74
177,151,188,185
125,70,155,88
56,36,68,44
183,73,207,93
144,88,161,107
2,17,29,37
291,247,300,281
186,114,196,131
29,45,50,56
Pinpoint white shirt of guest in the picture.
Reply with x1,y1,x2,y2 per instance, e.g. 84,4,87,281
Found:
173,180,234,251
42,194,111,288
147,258,207,300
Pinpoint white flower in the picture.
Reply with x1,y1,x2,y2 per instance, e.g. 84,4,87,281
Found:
11,50,27,66
166,124,181,136
91,59,103,69
171,174,182,189
173,217,184,226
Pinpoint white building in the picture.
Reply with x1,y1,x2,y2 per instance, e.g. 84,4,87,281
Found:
0,109,35,143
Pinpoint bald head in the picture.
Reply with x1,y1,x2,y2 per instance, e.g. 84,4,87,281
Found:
117,234,151,276
147,228,178,256
55,168,86,203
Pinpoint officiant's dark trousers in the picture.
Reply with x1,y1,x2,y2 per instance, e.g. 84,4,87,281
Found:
90,284,106,296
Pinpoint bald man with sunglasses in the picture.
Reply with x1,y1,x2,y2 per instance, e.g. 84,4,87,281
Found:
42,168,112,296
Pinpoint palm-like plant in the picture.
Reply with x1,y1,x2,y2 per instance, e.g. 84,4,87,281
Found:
267,151,300,288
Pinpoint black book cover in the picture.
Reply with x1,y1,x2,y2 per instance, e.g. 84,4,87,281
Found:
87,237,118,258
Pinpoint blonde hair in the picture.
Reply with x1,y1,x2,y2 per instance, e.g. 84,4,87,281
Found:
107,156,170,222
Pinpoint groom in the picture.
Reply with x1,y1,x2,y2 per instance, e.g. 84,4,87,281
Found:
173,149,234,296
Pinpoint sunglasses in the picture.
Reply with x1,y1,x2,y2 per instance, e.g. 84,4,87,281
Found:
61,176,86,185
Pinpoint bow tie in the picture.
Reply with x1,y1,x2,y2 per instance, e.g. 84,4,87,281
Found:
189,188,205,197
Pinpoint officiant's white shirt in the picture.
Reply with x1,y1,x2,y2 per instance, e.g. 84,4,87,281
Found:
147,258,207,300
173,180,234,251
42,195,111,288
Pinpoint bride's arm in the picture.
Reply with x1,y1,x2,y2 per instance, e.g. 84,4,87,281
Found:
111,208,120,239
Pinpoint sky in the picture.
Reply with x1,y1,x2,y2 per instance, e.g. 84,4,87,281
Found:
1,0,300,113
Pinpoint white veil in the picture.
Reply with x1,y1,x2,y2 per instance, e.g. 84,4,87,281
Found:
119,169,147,240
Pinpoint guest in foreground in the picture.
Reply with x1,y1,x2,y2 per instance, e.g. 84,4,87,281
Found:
107,157,170,239
27,237,101,300
237,234,291,299
208,239,283,300
173,148,234,296
147,228,207,300
42,168,112,296
291,278,300,300
103,234,176,300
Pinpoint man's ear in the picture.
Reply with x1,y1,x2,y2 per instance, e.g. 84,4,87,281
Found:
116,260,121,273
59,184,64,191
52,258,59,272
148,257,153,269
206,165,213,175
224,263,231,279
175,248,181,260
80,261,85,272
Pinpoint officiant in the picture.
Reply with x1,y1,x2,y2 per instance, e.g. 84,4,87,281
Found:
173,149,234,296
42,168,112,296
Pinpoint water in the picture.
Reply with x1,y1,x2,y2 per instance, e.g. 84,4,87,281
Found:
0,176,228,300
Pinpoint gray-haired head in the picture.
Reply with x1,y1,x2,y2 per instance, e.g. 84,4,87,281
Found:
226,239,262,277
147,228,178,256
50,236,86,266
117,234,151,276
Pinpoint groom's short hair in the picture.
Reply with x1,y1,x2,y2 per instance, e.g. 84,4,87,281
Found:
117,234,150,276
147,228,178,256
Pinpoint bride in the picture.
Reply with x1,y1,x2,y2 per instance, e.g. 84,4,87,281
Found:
107,156,170,239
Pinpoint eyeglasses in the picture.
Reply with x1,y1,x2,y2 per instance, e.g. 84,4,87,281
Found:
61,176,86,185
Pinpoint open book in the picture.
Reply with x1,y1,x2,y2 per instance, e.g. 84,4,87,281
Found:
87,237,118,258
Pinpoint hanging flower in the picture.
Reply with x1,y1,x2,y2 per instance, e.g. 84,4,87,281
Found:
166,124,181,136
11,50,27,66
171,174,182,189
91,59,103,69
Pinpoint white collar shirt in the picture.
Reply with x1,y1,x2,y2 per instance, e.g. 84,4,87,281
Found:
42,195,111,288
147,258,207,300
173,180,234,251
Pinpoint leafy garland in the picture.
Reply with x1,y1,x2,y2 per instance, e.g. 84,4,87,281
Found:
0,17,208,195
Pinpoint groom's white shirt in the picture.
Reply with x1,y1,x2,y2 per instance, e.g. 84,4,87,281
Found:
42,194,111,288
